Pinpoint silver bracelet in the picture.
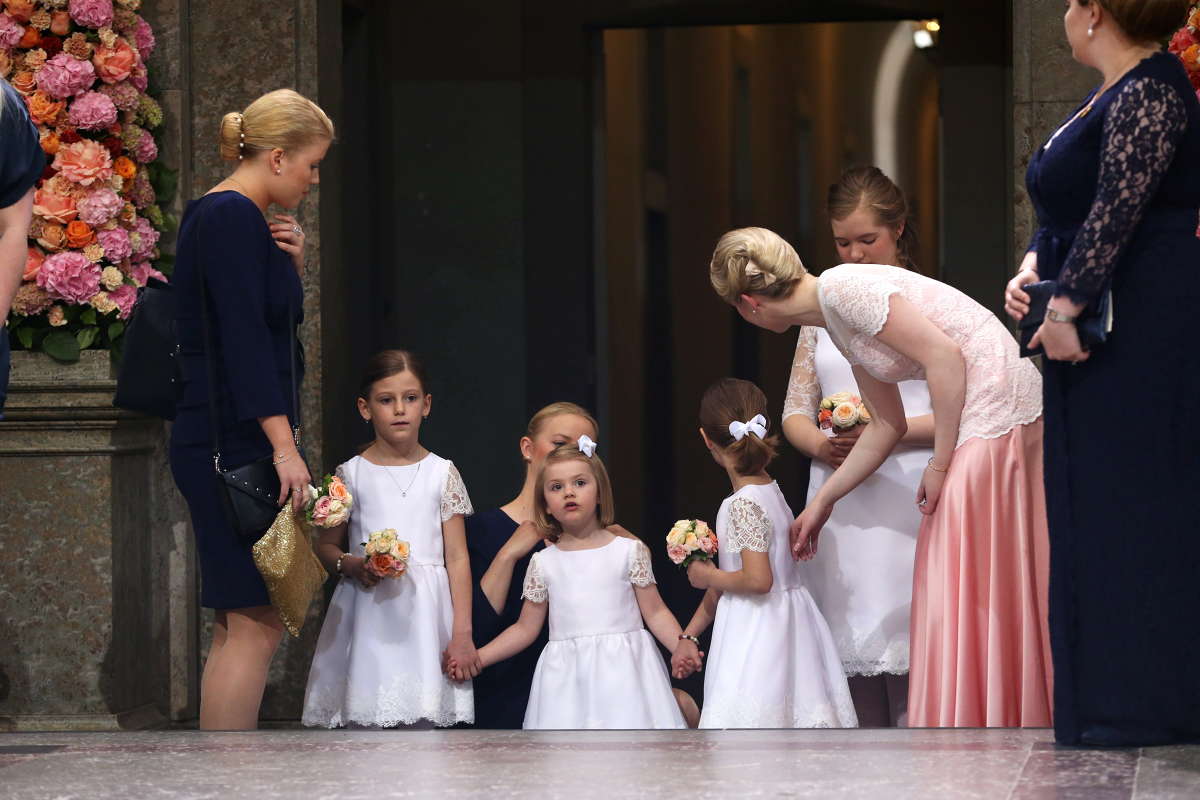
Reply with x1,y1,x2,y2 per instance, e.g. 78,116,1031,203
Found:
272,452,292,466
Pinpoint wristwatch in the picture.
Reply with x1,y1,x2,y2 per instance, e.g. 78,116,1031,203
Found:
1046,308,1077,323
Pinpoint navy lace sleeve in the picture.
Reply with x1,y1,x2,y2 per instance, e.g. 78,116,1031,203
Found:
1056,76,1188,303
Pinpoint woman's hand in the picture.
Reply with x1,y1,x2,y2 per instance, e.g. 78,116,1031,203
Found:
1004,266,1040,321
274,447,312,512
790,499,832,562
340,555,380,589
1029,316,1091,364
916,465,947,516
671,639,704,679
446,633,481,682
828,423,865,467
686,559,719,590
607,523,638,540
269,213,306,275
500,521,549,562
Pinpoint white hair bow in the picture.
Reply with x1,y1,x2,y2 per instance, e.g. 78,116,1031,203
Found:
577,434,597,457
728,414,768,442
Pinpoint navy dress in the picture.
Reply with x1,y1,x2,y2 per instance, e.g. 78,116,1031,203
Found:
0,80,47,418
466,508,548,728
1026,52,1200,746
169,191,303,610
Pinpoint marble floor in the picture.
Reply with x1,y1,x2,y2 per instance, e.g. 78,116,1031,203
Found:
1,728,1198,799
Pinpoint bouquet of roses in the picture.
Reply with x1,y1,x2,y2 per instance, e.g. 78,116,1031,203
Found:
666,519,718,568
362,528,410,579
304,474,352,528
817,391,871,436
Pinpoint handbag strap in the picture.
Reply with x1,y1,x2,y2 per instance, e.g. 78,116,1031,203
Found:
194,195,301,474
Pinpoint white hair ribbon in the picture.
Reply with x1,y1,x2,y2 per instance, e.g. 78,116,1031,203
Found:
577,434,597,458
744,262,777,286
728,414,768,442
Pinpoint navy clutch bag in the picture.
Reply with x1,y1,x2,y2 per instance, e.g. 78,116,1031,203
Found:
1018,280,1112,358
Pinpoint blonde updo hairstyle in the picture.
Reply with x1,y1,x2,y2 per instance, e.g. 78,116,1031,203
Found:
1078,0,1192,44
533,445,615,542
218,89,334,162
526,402,599,443
699,377,779,476
709,227,807,306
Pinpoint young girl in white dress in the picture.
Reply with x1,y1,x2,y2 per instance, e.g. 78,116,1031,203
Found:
783,166,934,726
678,378,857,729
302,350,477,728
455,440,696,729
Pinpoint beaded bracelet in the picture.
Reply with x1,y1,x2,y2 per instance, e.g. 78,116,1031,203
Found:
335,553,348,576
678,634,701,646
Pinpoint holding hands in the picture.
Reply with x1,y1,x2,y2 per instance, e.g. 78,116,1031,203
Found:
442,634,482,682
671,637,704,679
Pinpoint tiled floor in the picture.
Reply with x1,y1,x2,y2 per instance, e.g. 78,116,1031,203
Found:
1,728,1198,799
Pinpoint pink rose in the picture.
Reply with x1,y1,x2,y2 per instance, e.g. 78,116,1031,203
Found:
108,282,136,320
24,247,45,281
698,535,718,555
133,16,154,59
36,52,97,99
53,139,113,186
131,215,158,258
131,261,165,287
96,227,131,262
0,13,22,48
667,544,688,565
67,90,118,130
68,0,113,29
76,187,123,225
32,189,78,224
92,38,137,84
37,250,102,304
312,495,332,522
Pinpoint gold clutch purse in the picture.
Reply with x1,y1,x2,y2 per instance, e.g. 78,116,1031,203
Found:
253,507,328,637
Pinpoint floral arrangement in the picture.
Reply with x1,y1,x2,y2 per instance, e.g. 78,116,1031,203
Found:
666,519,718,568
2,0,176,363
1169,4,1200,102
362,529,410,579
304,473,353,528
818,391,871,436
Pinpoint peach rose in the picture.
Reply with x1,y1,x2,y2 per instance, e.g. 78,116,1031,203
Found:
24,247,45,281
40,129,61,155
112,154,136,180
27,90,65,125
53,139,114,186
329,477,351,502
37,222,66,251
830,402,860,429
367,553,396,577
667,544,688,565
10,69,35,94
393,540,410,561
4,0,35,23
857,406,872,423
92,39,137,84
698,534,718,555
49,10,70,36
65,219,94,248
32,188,77,223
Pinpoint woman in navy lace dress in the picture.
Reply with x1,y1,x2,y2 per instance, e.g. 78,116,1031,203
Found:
1006,0,1200,746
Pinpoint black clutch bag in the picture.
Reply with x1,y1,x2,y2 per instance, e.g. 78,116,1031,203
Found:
1018,280,1113,358
113,278,180,420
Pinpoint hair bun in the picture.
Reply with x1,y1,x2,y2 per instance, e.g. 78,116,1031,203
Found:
218,110,246,161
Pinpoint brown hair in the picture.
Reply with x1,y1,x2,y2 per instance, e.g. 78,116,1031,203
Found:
699,378,779,476
827,165,918,269
709,227,807,305
533,446,615,541
1079,0,1191,43
219,89,334,161
526,402,599,440
358,350,428,398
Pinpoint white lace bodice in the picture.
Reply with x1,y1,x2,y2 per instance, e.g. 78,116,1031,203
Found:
714,482,803,593
521,537,655,641
816,264,1042,448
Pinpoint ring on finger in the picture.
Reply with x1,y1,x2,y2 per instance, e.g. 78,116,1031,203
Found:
292,225,303,235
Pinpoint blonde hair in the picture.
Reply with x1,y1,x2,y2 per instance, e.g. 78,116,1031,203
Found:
533,446,615,541
709,227,807,305
219,89,334,161
526,401,599,439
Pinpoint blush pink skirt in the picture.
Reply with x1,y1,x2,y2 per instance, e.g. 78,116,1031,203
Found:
908,419,1053,727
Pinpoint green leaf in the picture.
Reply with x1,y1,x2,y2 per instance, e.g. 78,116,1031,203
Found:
107,321,125,342
76,326,99,350
16,325,34,350
80,308,97,325
155,252,175,276
162,212,179,233
148,164,179,207
42,330,81,363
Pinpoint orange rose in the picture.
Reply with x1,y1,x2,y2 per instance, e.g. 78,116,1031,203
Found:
1190,8,1200,31
113,155,136,180
37,222,66,251
4,0,34,23
24,247,45,281
1185,44,1200,71
10,70,35,95
32,188,77,224
329,479,350,502
65,220,95,248
92,39,138,85
49,10,70,37
28,91,65,126
40,129,60,155
367,553,396,577
18,25,39,50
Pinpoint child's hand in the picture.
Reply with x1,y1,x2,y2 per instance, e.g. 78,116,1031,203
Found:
446,634,481,680
686,559,719,590
671,638,704,679
340,555,380,589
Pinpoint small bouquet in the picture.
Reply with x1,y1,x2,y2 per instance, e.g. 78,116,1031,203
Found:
362,529,411,579
817,391,871,437
666,519,718,568
304,474,353,528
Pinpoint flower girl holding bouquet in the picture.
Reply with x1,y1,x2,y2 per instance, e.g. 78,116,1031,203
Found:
450,438,698,729
302,350,476,727
677,378,857,728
